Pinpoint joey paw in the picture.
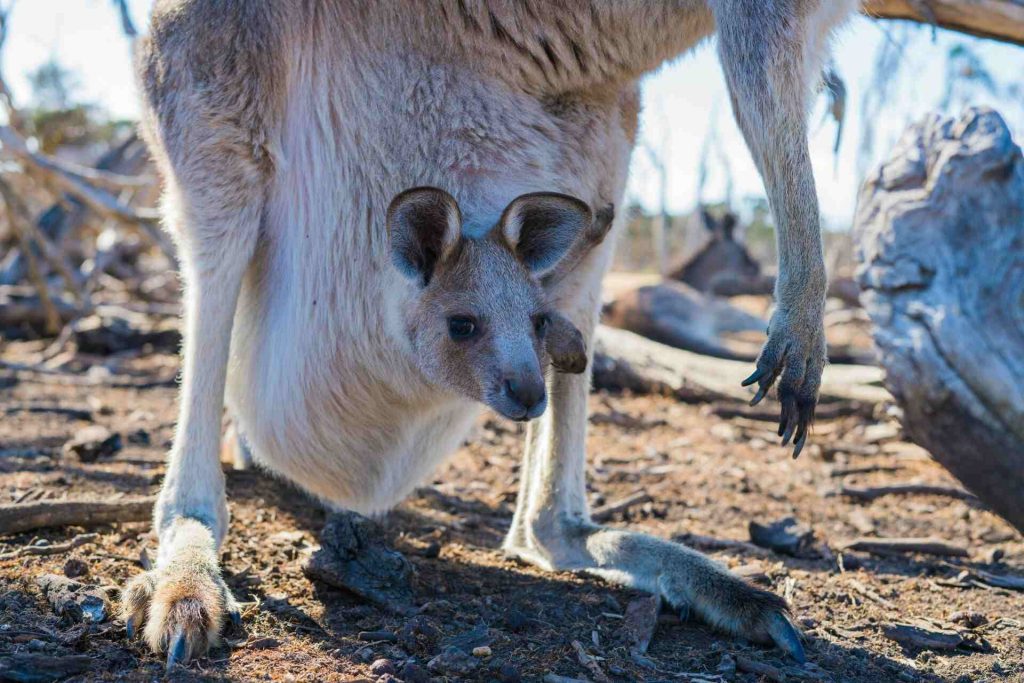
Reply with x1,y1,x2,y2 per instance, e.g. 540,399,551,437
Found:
742,309,826,458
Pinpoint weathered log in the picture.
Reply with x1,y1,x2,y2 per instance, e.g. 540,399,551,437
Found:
841,537,969,557
856,107,1024,534
602,280,766,360
592,325,890,405
0,497,155,536
864,0,1024,47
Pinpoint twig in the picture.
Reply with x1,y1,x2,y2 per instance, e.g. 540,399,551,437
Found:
571,640,611,683
0,360,177,388
111,0,139,39
847,578,895,608
972,568,1024,591
709,401,872,422
841,537,969,557
829,464,905,477
735,656,786,683
675,533,772,557
4,404,92,420
829,484,980,504
591,490,652,522
0,532,98,560
0,497,155,535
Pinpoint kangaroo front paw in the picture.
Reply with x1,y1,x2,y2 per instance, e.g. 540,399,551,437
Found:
659,571,805,663
742,307,826,458
120,519,240,667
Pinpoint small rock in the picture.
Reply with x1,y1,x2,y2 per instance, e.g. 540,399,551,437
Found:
472,645,492,657
861,422,900,444
127,428,151,445
428,647,479,676
26,638,48,651
441,621,490,653
269,530,306,546
749,517,815,556
62,558,88,579
36,574,109,624
375,676,401,683
716,652,737,677
399,662,431,683
614,594,660,655
303,511,414,614
398,616,441,653
988,548,1005,564
63,426,122,463
883,620,963,650
503,608,532,631
949,611,988,629
420,541,442,559
799,616,819,630
490,661,521,683
369,658,396,676
245,637,281,650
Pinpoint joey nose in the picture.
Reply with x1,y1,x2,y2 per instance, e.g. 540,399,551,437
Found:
504,375,545,412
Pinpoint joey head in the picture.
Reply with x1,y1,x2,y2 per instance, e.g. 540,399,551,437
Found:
387,187,593,421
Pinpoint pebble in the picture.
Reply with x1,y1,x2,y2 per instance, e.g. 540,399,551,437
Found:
949,610,988,629
62,558,88,579
490,661,521,682
369,658,396,676
472,645,492,657
716,653,736,677
399,662,431,683
427,647,479,675
62,426,122,462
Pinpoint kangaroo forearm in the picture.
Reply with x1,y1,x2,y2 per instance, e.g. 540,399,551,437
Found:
762,145,828,312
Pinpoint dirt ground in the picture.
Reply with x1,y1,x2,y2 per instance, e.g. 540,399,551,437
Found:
1,335,1023,682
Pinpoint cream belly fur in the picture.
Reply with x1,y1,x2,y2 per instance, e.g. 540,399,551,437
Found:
225,51,637,513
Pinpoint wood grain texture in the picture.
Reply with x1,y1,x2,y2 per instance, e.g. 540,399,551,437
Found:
857,107,1024,533
863,0,1024,46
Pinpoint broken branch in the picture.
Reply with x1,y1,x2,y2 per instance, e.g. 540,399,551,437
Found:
829,484,980,504
0,498,155,536
0,533,99,561
841,537,969,557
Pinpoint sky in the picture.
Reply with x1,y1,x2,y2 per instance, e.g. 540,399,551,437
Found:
5,1,1022,230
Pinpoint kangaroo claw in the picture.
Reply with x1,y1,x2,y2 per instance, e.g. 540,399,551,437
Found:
167,628,188,669
767,612,806,664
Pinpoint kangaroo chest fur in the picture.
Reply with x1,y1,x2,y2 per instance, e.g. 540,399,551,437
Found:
221,3,712,514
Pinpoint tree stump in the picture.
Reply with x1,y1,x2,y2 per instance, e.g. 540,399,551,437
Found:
856,107,1024,533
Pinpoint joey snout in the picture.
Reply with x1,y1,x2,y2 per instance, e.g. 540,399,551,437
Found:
496,361,547,421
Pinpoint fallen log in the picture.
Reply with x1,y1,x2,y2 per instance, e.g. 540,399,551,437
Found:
863,0,1024,47
602,280,765,360
0,497,155,536
841,537,969,557
856,108,1024,534
592,325,890,405
828,484,980,504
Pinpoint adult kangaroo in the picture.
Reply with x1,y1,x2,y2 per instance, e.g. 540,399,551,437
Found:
124,0,858,666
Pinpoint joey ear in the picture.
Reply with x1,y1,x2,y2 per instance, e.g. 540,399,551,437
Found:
500,192,592,275
387,187,462,284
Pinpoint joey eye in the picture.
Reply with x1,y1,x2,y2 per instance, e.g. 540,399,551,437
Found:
533,314,550,335
448,316,478,341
